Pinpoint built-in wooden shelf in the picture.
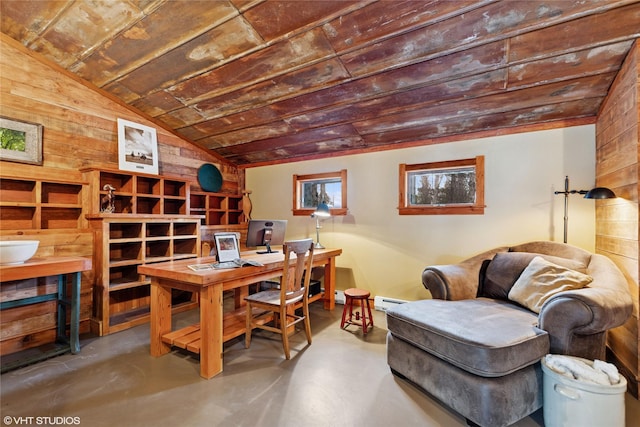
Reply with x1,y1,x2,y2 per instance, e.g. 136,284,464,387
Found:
0,175,86,230
87,214,202,335
82,167,189,216
189,190,244,225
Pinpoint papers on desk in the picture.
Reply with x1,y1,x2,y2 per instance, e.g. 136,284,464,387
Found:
188,258,263,271
188,264,215,271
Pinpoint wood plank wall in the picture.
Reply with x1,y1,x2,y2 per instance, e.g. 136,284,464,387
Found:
595,41,639,397
0,34,241,354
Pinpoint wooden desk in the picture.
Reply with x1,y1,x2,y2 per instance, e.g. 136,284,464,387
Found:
138,247,342,379
0,256,92,372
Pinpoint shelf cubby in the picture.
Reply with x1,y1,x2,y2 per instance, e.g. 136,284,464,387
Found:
109,222,142,240
164,180,186,197
0,206,36,230
40,207,82,229
99,171,133,194
146,240,171,259
174,238,197,256
41,182,82,205
136,196,161,214
164,198,186,215
137,176,161,196
109,265,144,289
0,179,36,203
147,222,170,237
174,222,197,236
109,242,143,263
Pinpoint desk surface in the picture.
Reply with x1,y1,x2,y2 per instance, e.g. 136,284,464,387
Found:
0,256,92,282
138,247,342,287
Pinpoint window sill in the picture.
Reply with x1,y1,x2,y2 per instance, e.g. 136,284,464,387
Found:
398,206,484,215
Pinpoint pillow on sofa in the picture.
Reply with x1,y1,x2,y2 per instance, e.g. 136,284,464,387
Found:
508,256,593,313
478,251,587,300
479,252,540,299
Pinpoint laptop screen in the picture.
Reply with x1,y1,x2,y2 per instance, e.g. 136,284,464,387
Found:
214,233,240,262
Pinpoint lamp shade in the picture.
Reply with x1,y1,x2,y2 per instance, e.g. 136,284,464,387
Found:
584,187,616,199
314,202,331,217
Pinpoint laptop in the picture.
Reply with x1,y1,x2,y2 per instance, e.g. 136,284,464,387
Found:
213,233,262,269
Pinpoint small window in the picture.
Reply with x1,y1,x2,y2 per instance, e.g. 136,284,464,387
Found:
399,156,484,215
293,170,347,216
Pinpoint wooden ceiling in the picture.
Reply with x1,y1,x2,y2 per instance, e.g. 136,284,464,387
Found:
2,1,639,167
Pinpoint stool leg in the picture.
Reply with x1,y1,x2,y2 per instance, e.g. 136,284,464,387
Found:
366,298,374,329
361,299,368,334
340,296,351,329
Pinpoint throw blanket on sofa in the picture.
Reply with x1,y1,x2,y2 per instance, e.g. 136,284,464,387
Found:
544,354,621,385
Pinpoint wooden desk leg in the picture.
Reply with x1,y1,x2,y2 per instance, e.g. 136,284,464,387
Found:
150,279,172,357
323,257,336,311
234,286,248,308
199,284,223,379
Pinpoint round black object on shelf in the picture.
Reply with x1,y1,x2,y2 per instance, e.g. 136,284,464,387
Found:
198,163,223,192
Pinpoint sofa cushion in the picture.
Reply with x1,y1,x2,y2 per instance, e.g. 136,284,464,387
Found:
386,298,549,377
479,252,587,300
508,256,593,313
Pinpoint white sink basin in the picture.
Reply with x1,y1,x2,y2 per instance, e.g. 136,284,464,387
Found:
0,240,40,265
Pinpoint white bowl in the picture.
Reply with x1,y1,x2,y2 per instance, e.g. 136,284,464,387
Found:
0,240,40,265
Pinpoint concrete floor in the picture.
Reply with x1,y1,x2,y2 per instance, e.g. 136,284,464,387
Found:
1,301,639,427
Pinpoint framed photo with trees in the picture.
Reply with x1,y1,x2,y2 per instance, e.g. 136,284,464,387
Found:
0,116,43,165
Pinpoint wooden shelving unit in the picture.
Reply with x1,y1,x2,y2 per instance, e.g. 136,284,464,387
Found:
0,175,86,230
87,214,202,335
189,191,243,225
82,167,189,216
82,167,203,335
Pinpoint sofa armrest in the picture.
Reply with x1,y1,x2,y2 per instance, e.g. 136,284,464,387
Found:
539,286,633,334
422,265,478,300
538,285,633,356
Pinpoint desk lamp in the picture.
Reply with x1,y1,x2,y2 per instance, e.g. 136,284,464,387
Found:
311,202,331,249
554,176,616,243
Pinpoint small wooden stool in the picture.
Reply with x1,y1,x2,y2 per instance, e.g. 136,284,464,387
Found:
340,288,374,334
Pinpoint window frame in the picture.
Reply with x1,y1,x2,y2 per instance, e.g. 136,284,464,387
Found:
292,170,347,216
398,156,485,215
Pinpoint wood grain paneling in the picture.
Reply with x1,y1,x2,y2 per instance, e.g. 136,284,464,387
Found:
595,40,639,397
0,35,240,354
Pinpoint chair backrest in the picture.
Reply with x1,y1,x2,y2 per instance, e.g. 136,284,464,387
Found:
280,239,314,304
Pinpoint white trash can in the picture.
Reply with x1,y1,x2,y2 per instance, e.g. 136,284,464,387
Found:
541,355,627,427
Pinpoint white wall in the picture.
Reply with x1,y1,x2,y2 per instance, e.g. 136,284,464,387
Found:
245,125,596,301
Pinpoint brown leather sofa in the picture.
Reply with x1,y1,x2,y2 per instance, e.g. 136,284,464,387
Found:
386,241,632,427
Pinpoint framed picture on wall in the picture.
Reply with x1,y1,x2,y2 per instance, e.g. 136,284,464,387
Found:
117,118,159,175
0,116,43,165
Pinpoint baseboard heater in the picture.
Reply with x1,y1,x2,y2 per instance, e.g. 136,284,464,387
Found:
374,295,408,311
334,291,407,311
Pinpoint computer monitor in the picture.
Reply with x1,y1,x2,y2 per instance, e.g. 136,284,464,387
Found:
246,219,287,254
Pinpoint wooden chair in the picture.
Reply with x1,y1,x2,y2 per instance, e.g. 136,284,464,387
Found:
244,238,315,359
